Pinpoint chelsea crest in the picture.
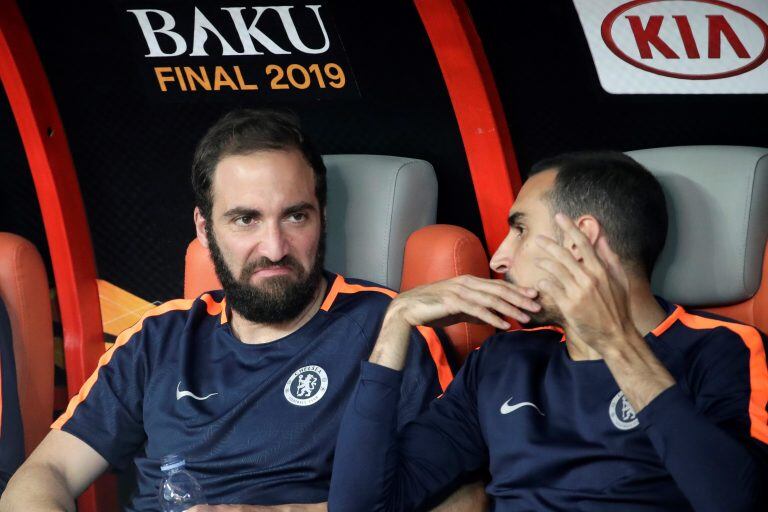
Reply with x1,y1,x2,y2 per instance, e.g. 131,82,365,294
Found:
284,365,329,406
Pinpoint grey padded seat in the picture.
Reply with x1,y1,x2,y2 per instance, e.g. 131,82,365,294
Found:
627,146,768,307
323,154,438,290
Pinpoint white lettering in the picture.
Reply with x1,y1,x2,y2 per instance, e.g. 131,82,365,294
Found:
126,9,187,57
222,7,290,55
275,5,330,54
129,5,332,57
190,7,242,57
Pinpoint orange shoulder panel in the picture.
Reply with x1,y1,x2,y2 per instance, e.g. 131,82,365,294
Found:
320,275,396,311
676,310,768,444
52,295,220,429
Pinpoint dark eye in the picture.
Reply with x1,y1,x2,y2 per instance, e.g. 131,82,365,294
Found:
234,215,254,226
511,224,525,238
286,212,308,223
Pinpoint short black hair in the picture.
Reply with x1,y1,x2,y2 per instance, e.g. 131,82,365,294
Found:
529,150,668,277
191,108,326,220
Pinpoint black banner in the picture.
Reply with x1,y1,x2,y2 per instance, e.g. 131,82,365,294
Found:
115,2,359,100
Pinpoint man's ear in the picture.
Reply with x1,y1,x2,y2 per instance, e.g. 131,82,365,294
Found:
566,215,601,261
194,207,209,249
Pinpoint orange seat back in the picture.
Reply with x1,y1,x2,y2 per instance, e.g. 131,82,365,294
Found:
703,244,768,331
184,239,220,299
0,233,53,456
401,225,494,362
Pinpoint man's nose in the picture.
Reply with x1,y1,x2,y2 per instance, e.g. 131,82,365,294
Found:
260,222,290,262
489,235,513,275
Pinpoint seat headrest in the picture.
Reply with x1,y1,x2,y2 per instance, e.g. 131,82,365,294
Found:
627,146,768,307
401,225,494,360
184,154,438,298
0,233,53,455
324,155,437,289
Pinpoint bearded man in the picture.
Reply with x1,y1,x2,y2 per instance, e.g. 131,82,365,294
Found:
0,109,484,511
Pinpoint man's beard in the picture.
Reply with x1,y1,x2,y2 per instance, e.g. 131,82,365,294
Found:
207,224,325,324
504,274,565,328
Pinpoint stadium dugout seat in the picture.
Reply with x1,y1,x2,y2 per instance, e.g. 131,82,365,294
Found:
401,224,494,361
0,233,54,456
628,146,768,329
184,154,493,362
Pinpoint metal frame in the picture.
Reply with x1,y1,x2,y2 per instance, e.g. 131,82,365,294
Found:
0,0,116,510
414,0,522,253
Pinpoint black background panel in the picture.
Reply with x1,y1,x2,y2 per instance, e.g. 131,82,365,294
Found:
1,0,765,303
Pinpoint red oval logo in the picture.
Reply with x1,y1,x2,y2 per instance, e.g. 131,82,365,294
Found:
601,0,768,80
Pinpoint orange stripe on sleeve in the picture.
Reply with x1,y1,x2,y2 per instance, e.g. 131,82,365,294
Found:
677,311,768,444
51,295,220,430
515,325,566,342
319,275,344,311
320,275,396,311
200,293,223,317
651,305,684,337
416,326,454,391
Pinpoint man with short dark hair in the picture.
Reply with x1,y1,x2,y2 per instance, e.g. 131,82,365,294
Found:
330,151,768,511
0,109,472,511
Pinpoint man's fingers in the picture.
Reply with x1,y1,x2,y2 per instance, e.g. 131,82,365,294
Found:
596,235,621,276
553,213,604,273
456,301,512,329
400,276,543,327
457,276,541,312
534,257,577,292
536,278,565,303
460,275,539,301
596,236,630,293
498,280,539,298
534,235,592,288
459,288,533,324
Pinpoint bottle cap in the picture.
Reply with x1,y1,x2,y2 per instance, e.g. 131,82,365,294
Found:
160,454,185,472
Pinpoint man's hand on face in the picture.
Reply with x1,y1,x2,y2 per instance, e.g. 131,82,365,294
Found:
386,275,541,330
533,213,675,412
532,213,636,357
370,275,540,371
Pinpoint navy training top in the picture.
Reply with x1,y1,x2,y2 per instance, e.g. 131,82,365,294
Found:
330,298,768,511
53,272,451,510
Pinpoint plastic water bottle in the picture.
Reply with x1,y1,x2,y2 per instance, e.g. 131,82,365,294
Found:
158,454,206,511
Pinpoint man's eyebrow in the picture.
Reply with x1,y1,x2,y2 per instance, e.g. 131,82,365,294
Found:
283,202,317,216
508,212,525,226
223,207,261,218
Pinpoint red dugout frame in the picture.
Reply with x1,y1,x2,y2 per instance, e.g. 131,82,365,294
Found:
0,0,116,510
415,0,522,254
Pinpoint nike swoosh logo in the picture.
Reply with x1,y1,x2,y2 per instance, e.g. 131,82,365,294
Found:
500,396,544,416
176,381,218,401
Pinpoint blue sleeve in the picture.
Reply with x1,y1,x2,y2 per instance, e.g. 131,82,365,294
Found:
52,321,149,469
638,328,768,512
395,326,451,429
330,350,488,512
0,301,23,494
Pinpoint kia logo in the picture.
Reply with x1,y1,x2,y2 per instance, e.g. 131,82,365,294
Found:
601,0,768,79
